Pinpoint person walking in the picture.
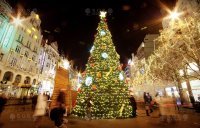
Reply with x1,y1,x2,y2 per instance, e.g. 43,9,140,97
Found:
146,93,153,113
144,92,150,116
50,90,67,128
32,94,38,111
129,95,137,117
33,93,47,128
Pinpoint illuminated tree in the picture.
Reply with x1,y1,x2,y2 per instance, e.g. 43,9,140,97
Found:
73,11,132,119
145,11,200,102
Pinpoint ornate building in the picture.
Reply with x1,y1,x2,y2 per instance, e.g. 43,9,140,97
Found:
0,1,43,97
37,41,59,96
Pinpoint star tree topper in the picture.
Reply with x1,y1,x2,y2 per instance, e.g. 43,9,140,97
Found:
100,11,107,19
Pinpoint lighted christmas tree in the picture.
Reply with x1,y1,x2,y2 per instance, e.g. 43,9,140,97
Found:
73,11,132,119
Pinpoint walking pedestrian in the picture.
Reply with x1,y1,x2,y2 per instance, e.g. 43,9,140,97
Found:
33,93,47,128
50,90,67,128
144,92,150,116
32,94,38,110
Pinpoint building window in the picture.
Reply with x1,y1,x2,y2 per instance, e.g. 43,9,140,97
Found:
33,46,37,52
16,34,22,43
24,51,29,58
32,55,35,61
21,36,24,43
27,41,31,48
10,58,17,66
46,63,49,67
0,53,4,61
15,45,21,53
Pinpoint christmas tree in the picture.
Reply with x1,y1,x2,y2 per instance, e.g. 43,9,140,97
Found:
73,11,132,119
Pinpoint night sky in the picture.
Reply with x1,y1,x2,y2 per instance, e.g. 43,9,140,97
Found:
7,0,176,71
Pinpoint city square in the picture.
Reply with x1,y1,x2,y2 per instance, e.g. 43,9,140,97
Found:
0,0,200,128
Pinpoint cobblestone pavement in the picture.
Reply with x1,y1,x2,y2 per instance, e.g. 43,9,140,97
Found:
0,105,199,128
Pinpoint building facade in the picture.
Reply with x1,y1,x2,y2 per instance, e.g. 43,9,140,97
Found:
38,41,59,96
0,1,43,98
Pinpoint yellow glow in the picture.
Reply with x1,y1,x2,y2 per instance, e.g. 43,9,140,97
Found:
12,16,23,26
100,11,107,19
35,14,39,19
34,35,38,39
78,73,81,77
63,60,70,69
169,11,181,20
32,27,36,31
27,29,31,34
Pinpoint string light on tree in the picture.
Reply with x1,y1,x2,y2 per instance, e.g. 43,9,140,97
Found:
101,52,108,59
100,30,106,36
90,46,94,53
73,10,132,119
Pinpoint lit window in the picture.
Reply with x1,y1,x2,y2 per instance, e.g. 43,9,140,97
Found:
27,29,31,34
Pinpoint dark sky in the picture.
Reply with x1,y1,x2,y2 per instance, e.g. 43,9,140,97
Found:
7,0,176,71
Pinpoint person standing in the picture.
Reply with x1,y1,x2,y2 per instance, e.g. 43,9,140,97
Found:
0,94,7,117
86,97,93,120
147,93,153,113
33,93,47,128
129,95,137,117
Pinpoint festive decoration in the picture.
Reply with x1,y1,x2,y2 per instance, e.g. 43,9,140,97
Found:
100,30,106,36
99,11,107,19
119,72,124,81
92,85,97,90
90,46,94,53
101,52,108,59
73,11,132,119
97,72,102,78
85,76,93,86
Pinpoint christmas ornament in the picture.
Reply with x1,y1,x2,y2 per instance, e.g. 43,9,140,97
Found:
118,65,122,70
101,45,106,49
100,30,106,36
101,52,108,59
92,85,97,90
85,76,93,86
97,72,101,78
91,63,95,67
119,72,124,81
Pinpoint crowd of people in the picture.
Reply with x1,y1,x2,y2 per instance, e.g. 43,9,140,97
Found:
1,89,200,127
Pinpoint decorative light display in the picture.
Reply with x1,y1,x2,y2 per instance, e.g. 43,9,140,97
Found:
100,30,106,36
73,11,132,119
90,46,94,53
101,52,108,59
85,76,93,86
119,72,124,81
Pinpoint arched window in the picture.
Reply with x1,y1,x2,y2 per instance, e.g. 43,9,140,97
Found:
24,76,31,84
3,71,14,82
